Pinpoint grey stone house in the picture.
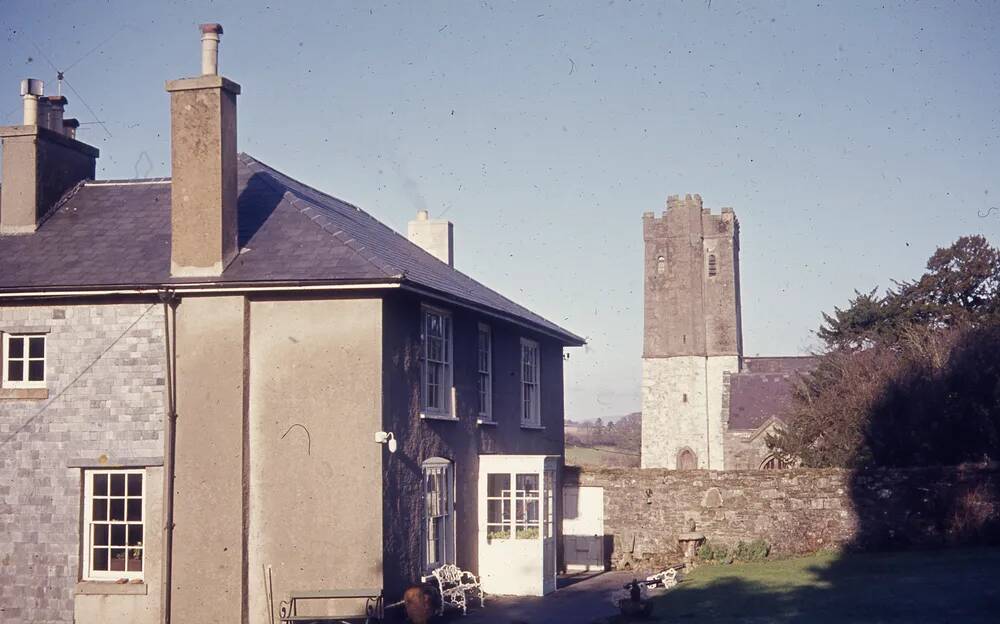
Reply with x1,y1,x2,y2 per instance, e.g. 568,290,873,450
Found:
0,25,582,624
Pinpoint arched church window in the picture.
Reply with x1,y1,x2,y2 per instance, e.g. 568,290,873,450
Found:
760,455,786,470
656,256,665,274
676,448,697,470
707,254,718,277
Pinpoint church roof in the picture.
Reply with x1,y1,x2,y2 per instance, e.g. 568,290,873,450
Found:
728,356,818,431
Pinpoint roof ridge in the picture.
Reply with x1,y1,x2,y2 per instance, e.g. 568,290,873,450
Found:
238,153,583,344
239,155,399,280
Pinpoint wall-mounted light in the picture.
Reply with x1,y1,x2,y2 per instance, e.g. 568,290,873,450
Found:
374,431,397,453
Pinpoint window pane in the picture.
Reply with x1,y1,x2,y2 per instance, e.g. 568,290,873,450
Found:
110,474,126,496
110,549,127,571
487,473,510,497
92,498,107,522
92,548,109,571
111,524,127,546
127,548,143,571
27,360,44,382
127,473,142,497
28,337,44,358
7,337,23,358
127,498,142,522
93,524,109,546
110,499,125,521
7,360,23,382
94,474,108,496
128,524,143,547
517,474,539,494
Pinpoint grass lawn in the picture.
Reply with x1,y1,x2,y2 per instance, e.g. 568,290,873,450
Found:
604,548,1000,623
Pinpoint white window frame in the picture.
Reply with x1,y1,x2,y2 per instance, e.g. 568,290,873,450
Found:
477,323,493,423
2,333,47,389
422,457,456,571
520,338,541,428
82,468,146,581
420,305,455,420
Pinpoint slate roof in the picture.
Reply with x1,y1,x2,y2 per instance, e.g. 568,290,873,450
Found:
0,153,583,345
728,356,818,431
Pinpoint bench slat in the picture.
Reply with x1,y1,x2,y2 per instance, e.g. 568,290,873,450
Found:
288,589,381,599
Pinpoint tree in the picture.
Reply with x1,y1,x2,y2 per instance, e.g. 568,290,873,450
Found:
770,237,1000,468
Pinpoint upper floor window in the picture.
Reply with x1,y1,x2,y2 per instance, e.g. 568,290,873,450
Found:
83,469,145,581
3,333,46,388
707,254,718,277
520,338,541,428
421,306,453,418
477,324,493,422
656,256,666,274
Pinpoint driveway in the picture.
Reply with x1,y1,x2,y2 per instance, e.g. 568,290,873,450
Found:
459,571,635,624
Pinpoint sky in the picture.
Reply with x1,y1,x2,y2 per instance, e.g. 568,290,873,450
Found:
2,1,998,421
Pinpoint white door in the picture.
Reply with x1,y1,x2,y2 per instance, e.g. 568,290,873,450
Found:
562,485,605,571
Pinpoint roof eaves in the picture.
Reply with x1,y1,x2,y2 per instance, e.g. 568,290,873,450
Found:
399,280,586,347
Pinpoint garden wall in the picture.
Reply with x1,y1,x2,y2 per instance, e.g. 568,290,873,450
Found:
565,465,1000,569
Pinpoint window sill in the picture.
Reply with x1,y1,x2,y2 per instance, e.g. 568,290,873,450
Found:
520,423,545,431
477,418,497,426
0,387,48,400
75,581,147,596
420,412,459,422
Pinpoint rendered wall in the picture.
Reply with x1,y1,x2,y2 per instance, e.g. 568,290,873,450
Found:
170,296,246,624
0,301,165,624
381,292,565,604
641,355,739,470
247,298,383,623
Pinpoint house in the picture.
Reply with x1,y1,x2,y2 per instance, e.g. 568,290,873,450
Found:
0,25,583,624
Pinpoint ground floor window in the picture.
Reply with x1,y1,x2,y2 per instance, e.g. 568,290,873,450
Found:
677,448,698,470
760,454,787,470
423,457,455,570
83,469,144,580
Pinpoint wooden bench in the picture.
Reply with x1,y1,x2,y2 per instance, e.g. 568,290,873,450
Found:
279,588,383,624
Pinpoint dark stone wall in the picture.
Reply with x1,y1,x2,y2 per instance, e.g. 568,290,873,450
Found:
381,291,565,603
568,465,1000,570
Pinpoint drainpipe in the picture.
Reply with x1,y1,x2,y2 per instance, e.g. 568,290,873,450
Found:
158,289,179,624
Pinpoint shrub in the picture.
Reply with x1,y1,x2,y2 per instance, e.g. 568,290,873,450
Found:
697,539,771,564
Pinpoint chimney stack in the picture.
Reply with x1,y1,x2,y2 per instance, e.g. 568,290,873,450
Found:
37,96,67,132
407,210,454,266
165,23,241,276
1,78,99,234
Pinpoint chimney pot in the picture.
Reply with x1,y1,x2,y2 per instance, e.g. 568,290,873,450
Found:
200,23,224,76
20,78,43,126
38,95,68,132
63,118,80,139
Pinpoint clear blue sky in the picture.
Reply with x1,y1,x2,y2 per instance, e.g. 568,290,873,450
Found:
3,1,998,421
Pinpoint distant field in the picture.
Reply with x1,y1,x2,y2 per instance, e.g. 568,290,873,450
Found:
565,444,640,468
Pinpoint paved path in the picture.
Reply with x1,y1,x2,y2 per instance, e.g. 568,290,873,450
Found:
459,571,634,624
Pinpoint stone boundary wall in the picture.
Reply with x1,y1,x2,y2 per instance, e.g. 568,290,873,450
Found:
566,465,1000,570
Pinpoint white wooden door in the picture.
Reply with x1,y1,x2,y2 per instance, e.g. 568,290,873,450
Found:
561,485,605,571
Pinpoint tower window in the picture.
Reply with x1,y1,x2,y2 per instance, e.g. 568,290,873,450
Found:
682,393,688,403
707,254,717,277
656,256,665,274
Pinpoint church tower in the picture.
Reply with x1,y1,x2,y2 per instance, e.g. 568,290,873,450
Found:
641,194,743,469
